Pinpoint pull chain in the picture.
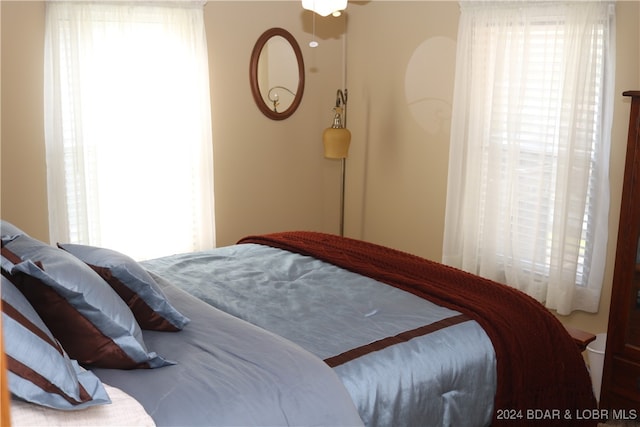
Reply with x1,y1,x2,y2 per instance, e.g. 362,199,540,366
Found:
309,12,318,48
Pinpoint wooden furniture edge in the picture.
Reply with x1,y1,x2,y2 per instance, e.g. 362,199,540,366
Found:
565,325,597,352
1,316,10,426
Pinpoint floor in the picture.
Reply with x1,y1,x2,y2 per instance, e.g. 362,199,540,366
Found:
599,422,640,426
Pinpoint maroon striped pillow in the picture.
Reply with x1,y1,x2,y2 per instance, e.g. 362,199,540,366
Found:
1,275,110,409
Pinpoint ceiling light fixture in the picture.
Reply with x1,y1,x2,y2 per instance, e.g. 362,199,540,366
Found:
301,0,347,17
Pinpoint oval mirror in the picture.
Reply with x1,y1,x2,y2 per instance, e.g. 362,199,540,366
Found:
250,28,305,120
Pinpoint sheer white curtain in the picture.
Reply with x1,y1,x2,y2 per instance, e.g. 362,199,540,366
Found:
443,1,615,314
44,1,215,260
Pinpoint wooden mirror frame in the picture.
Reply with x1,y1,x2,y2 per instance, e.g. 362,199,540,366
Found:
249,28,305,121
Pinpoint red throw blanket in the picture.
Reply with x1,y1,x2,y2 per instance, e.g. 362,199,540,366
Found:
238,231,597,426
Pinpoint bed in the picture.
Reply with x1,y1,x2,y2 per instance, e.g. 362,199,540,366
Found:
1,220,597,426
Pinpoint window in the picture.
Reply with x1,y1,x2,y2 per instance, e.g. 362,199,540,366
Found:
443,1,615,314
44,1,215,260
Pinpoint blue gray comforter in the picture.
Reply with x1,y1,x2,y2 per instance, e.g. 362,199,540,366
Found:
92,275,364,427
142,243,497,427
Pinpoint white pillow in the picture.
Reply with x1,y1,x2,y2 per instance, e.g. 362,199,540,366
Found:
10,383,156,427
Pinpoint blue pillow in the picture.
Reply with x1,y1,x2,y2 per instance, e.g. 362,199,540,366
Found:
1,220,27,240
1,234,172,369
1,275,111,410
58,243,189,331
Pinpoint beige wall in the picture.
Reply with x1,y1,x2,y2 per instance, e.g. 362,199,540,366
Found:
1,1,47,241
344,1,459,259
2,1,639,335
204,2,347,245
